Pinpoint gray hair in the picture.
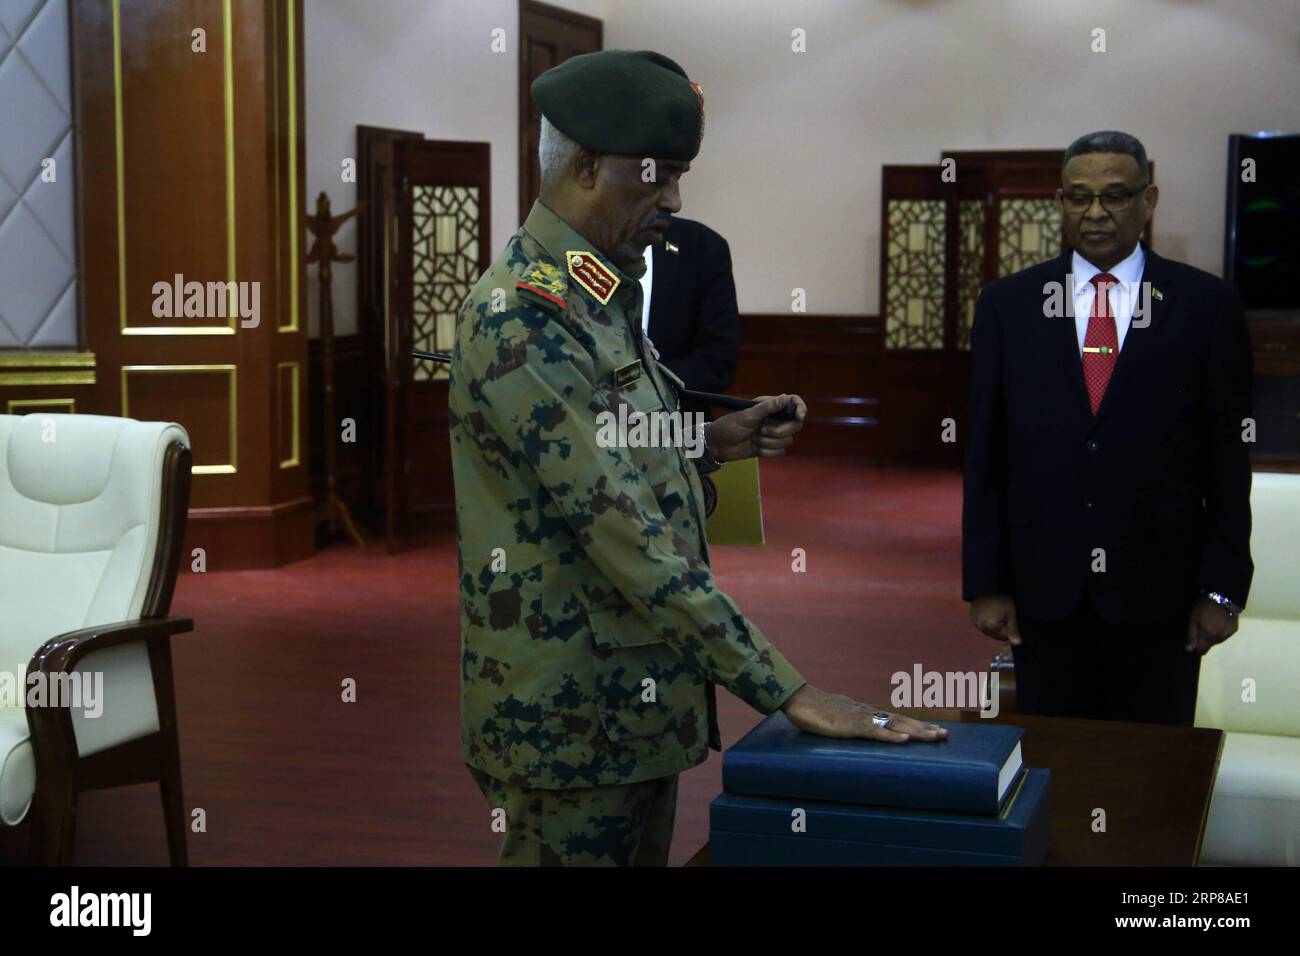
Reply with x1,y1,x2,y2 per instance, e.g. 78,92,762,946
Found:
539,116,582,189
1062,131,1150,183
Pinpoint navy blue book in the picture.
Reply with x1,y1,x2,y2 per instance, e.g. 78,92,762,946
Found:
723,712,1024,815
709,767,1051,867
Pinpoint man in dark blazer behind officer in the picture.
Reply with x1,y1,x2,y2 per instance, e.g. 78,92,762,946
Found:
639,216,741,420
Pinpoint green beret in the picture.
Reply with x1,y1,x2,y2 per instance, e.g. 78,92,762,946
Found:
531,49,705,161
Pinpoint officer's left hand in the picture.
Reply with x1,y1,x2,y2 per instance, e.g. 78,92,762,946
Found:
1185,596,1239,656
706,394,807,462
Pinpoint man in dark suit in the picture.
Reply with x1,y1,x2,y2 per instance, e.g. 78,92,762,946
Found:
639,217,741,418
963,130,1255,726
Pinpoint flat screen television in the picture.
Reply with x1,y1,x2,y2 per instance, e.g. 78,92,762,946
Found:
1224,132,1300,322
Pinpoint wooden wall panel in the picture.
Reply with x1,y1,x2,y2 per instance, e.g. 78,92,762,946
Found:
122,365,237,471
118,1,229,333
69,0,312,570
730,314,881,458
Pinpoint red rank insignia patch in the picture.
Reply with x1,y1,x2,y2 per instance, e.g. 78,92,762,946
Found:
515,281,566,310
565,250,619,305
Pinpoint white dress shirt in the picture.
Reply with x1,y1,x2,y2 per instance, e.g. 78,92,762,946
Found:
1070,244,1145,355
638,244,654,334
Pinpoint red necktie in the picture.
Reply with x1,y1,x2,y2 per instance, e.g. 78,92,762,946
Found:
1082,273,1119,414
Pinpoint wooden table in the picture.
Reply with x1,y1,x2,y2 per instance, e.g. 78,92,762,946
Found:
687,708,1224,866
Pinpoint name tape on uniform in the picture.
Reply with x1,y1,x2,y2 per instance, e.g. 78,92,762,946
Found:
614,360,643,389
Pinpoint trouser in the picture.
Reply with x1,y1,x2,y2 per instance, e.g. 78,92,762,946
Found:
1011,593,1202,726
467,765,679,866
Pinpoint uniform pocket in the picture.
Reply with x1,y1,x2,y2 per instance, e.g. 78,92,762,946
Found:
587,604,676,740
587,600,662,649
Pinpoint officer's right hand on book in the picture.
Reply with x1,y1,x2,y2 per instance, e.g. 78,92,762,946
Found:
970,594,1022,645
780,685,948,743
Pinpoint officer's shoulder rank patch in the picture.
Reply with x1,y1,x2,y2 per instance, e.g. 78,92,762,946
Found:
515,260,568,312
565,250,619,305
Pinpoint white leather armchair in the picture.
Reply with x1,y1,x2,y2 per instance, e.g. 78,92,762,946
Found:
0,413,193,865
1196,471,1300,866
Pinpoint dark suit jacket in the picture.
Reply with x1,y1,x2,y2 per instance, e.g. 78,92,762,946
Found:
962,245,1255,625
648,217,740,417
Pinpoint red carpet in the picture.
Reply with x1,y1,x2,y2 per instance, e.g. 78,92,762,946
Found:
72,457,991,866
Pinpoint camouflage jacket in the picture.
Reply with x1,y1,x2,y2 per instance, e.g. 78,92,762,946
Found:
449,200,806,789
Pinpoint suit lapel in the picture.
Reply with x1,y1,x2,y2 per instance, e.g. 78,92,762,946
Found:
1092,244,1172,426
1051,253,1093,424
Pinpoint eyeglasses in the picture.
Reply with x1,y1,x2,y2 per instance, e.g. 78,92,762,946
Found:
1060,182,1149,214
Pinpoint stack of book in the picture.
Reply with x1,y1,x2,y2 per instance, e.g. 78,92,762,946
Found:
709,712,1051,866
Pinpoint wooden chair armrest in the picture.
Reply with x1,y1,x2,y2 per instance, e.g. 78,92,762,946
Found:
29,617,194,679
22,617,193,769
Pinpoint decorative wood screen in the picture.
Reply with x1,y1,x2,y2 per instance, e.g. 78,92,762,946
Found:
409,184,480,383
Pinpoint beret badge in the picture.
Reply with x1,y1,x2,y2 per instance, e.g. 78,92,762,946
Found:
691,82,705,149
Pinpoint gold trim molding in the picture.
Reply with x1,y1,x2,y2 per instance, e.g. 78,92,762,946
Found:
276,361,300,468
223,0,237,324
282,0,299,333
6,398,77,414
0,351,95,367
0,371,95,386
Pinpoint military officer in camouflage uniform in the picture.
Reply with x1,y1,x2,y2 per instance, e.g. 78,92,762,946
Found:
449,49,947,866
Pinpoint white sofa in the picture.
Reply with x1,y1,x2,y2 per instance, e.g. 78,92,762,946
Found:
1195,471,1300,866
